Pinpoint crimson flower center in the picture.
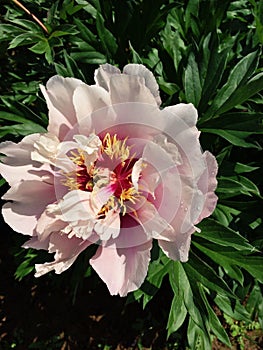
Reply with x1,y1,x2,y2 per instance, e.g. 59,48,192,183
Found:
63,133,141,213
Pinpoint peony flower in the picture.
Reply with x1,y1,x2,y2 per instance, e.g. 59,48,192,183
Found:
0,64,218,296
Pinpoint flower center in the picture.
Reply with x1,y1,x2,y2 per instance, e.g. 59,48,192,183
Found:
63,133,140,215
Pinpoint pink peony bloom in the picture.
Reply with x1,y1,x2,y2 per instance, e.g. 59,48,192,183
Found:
0,64,218,296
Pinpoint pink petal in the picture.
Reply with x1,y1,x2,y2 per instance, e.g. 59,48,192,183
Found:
90,240,152,296
101,103,162,144
94,63,121,90
0,134,43,186
23,236,50,250
0,133,40,164
2,180,56,235
158,226,195,262
49,190,94,222
94,209,120,240
40,76,83,139
109,75,157,105
35,209,67,242
161,104,206,181
131,158,144,190
164,103,198,128
196,151,218,222
34,233,94,276
123,64,161,105
130,201,174,241
154,169,203,236
73,84,111,124
104,213,150,249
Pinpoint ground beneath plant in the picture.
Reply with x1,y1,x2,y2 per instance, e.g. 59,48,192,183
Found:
1,221,263,350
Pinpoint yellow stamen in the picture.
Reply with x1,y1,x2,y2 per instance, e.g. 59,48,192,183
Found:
102,133,130,162
61,172,79,190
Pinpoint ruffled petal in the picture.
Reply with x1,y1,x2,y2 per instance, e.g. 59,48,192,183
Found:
2,180,56,235
94,63,121,91
31,133,60,166
130,201,174,241
196,151,218,222
90,239,152,296
47,190,94,222
73,84,111,124
35,209,67,242
94,209,120,240
161,104,206,181
158,227,195,262
109,75,157,105
131,158,144,190
23,236,50,250
0,134,43,186
40,76,83,139
123,64,161,105
163,103,198,128
34,233,93,276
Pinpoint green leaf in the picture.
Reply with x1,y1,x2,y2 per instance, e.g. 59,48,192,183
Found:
234,162,259,174
167,290,187,338
0,177,6,187
214,294,251,323
29,40,49,54
0,123,46,138
44,43,53,64
75,0,98,18
73,17,97,45
215,72,263,115
70,51,106,64
196,219,253,251
0,111,34,124
184,52,202,106
0,23,26,41
138,255,171,308
185,0,200,33
199,36,229,111
8,33,38,49
217,176,262,198
198,285,231,347
129,41,143,64
62,50,86,81
185,252,236,298
170,262,208,335
200,112,263,132
49,30,76,38
193,241,263,283
96,12,117,58
161,19,186,71
204,49,261,119
187,317,211,350
11,19,44,33
246,283,263,328
201,128,259,148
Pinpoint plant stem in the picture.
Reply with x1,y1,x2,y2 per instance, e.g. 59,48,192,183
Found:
12,0,49,34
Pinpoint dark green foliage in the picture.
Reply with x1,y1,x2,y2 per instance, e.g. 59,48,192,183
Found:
0,1,262,349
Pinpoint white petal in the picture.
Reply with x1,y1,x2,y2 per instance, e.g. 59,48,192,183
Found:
48,190,95,222
94,63,121,90
94,209,120,240
90,240,152,296
109,75,157,105
131,158,144,191
130,201,174,241
123,64,161,105
158,227,195,262
73,84,111,123
35,233,93,276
